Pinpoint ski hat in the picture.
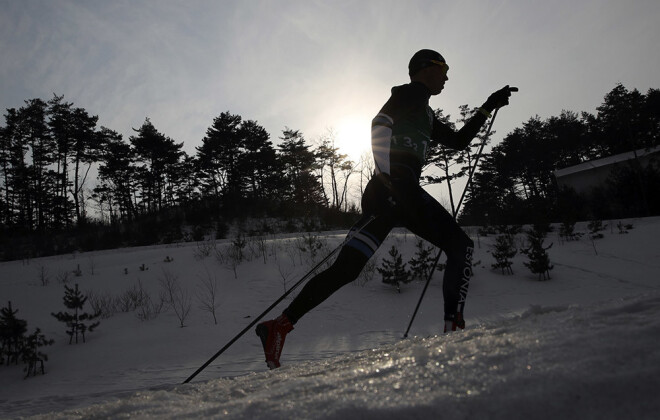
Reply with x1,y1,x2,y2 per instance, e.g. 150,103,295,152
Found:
408,49,446,76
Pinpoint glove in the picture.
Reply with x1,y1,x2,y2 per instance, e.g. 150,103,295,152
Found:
483,85,516,112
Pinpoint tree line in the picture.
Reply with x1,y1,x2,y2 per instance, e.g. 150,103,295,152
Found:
1,83,658,260
0,96,366,236
457,83,660,225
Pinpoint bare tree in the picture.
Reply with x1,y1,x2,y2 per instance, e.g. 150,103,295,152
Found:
37,266,50,286
315,129,357,210
159,269,191,327
276,259,294,294
196,267,220,324
255,235,269,264
87,256,96,276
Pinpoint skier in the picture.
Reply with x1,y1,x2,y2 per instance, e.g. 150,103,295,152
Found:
257,49,514,369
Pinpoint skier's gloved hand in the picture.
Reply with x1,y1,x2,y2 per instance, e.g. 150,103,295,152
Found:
483,85,515,112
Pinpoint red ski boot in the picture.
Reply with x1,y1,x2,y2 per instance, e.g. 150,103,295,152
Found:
444,312,466,333
256,313,294,369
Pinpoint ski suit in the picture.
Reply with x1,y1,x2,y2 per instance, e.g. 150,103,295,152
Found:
284,81,489,324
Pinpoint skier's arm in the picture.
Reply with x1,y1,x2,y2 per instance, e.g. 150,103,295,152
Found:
432,85,515,150
431,112,488,150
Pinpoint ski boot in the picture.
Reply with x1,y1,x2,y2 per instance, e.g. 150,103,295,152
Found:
256,313,294,369
444,312,465,333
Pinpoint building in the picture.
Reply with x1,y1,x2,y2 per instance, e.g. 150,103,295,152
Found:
553,146,660,194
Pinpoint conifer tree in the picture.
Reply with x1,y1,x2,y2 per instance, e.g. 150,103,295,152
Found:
0,301,27,365
559,220,581,242
51,284,101,344
491,234,517,275
409,239,436,280
22,328,54,377
521,225,553,280
377,246,411,293
588,220,606,239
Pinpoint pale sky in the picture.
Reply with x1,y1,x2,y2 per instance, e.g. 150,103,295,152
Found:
2,0,659,166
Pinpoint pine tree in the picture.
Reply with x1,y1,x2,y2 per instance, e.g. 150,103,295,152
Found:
51,284,101,344
559,220,581,242
377,246,411,293
521,226,553,280
491,234,517,274
409,239,436,280
588,220,606,239
21,328,54,377
0,301,27,365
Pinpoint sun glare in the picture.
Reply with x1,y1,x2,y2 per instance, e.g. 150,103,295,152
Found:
334,116,371,163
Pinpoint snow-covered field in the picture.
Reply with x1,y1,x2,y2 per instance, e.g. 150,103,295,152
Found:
1,217,660,419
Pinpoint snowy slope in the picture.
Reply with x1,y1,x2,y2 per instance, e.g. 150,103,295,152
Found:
25,292,660,420
1,218,660,419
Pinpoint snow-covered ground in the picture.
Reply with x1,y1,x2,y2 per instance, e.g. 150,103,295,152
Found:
1,217,659,419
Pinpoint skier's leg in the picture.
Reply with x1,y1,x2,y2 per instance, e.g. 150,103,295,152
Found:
280,174,397,324
284,213,394,324
403,187,474,328
257,212,394,369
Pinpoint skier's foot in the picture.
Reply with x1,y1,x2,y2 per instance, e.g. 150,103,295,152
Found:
256,313,294,369
444,312,465,333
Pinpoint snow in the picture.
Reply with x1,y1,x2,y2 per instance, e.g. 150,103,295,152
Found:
2,217,660,419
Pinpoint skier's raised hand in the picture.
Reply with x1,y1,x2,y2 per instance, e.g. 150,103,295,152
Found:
484,85,518,111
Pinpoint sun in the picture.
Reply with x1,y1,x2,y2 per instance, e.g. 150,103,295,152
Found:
334,116,371,163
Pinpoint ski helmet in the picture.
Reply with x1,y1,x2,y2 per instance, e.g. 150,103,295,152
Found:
408,49,446,76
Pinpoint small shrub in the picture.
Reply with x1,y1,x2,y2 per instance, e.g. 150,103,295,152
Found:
559,221,582,242
491,234,517,275
159,270,191,327
194,238,216,260
56,271,70,284
296,233,326,263
51,284,101,344
409,239,436,280
521,226,553,281
1,301,27,365
231,233,248,262
588,220,606,239
1,302,53,377
87,290,117,319
22,328,54,378
377,246,412,293
617,221,633,234
37,266,50,286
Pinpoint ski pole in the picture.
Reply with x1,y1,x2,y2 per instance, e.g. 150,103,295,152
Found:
402,90,516,338
402,250,442,338
183,215,376,384
455,87,518,216
454,107,499,216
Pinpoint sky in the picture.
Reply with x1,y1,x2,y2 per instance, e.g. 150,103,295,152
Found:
1,0,660,163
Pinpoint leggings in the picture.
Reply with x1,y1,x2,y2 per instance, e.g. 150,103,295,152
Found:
284,177,474,324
